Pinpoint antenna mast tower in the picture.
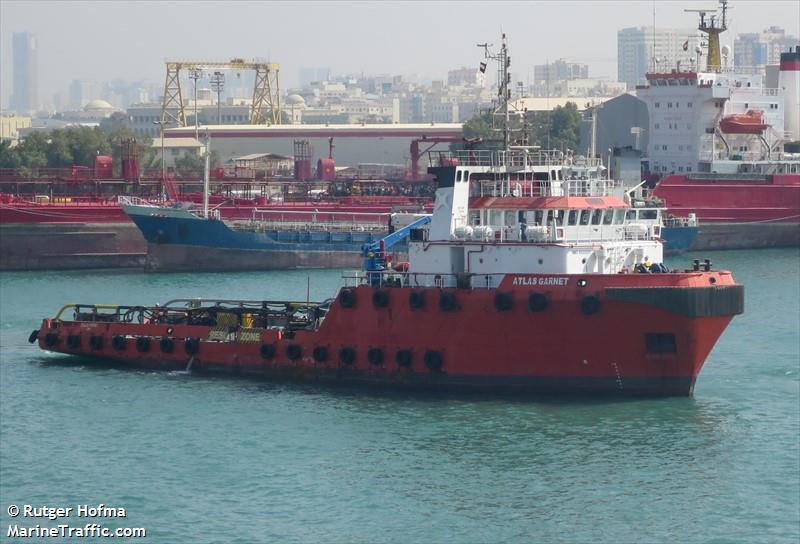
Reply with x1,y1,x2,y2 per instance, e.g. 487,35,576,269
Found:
685,0,729,72
478,34,513,149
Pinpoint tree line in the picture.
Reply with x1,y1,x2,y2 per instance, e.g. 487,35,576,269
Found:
461,102,584,153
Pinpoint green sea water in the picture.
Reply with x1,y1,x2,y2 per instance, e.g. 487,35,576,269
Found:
1,249,798,543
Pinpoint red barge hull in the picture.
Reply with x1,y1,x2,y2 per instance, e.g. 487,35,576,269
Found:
34,271,743,397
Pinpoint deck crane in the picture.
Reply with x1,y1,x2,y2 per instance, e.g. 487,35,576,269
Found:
362,214,432,285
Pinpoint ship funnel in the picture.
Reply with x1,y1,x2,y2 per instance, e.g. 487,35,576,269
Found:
779,46,800,145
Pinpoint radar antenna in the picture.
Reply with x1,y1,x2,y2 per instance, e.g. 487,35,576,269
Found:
685,0,729,71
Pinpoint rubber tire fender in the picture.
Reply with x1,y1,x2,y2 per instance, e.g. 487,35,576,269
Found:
339,289,356,309
44,332,58,347
66,335,81,349
89,335,103,350
135,336,151,353
439,292,457,312
112,335,127,351
424,350,444,371
184,337,200,355
260,344,276,359
409,291,426,310
367,348,383,366
160,337,175,354
339,347,356,365
28,330,39,344
581,295,602,316
286,344,302,361
313,346,328,362
494,291,513,312
372,290,390,308
528,292,549,312
395,349,413,368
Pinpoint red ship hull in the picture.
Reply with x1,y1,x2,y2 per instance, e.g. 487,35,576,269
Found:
35,271,743,396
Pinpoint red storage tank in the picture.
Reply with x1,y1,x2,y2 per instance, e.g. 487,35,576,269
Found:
317,158,335,181
94,155,113,178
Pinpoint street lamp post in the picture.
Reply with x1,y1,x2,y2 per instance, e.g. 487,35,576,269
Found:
189,68,202,139
153,120,166,199
210,71,225,125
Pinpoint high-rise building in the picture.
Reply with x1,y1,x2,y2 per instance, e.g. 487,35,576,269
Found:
617,27,699,89
298,67,331,89
734,27,798,74
533,59,588,85
11,32,38,113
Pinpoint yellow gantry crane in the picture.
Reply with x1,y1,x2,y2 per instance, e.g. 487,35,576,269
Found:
160,58,281,126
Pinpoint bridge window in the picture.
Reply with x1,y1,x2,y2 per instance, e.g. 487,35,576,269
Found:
626,210,637,221
456,170,462,182
640,210,658,220
591,209,603,225
579,210,591,226
613,209,625,224
602,210,614,225
568,210,578,226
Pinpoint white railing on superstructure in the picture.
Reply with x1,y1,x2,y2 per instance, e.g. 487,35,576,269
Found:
475,178,619,198
241,208,390,233
117,195,158,207
431,149,604,169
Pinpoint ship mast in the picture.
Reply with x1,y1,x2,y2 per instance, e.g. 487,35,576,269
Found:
478,34,512,149
686,0,728,72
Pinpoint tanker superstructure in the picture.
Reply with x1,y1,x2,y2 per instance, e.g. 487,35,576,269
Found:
637,0,800,250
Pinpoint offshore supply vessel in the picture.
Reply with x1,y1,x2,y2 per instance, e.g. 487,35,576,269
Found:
31,36,743,396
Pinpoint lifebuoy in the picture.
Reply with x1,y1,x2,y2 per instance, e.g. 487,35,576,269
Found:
339,347,356,365
494,291,513,311
439,292,457,312
260,344,276,359
28,330,39,344
372,290,390,308
66,335,81,349
160,337,175,353
135,336,150,353
367,348,383,366
581,295,602,316
184,337,200,355
528,292,549,312
89,335,103,350
313,346,328,362
339,289,356,308
424,350,443,371
286,344,302,360
44,333,58,347
112,335,127,351
409,291,425,310
395,349,413,367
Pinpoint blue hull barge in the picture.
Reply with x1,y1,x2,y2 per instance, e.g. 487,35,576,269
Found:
120,198,421,272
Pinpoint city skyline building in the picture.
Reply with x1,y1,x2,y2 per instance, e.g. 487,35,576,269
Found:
734,26,798,74
10,32,38,113
617,26,700,89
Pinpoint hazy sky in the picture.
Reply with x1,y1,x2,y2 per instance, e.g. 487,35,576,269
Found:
1,0,798,109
